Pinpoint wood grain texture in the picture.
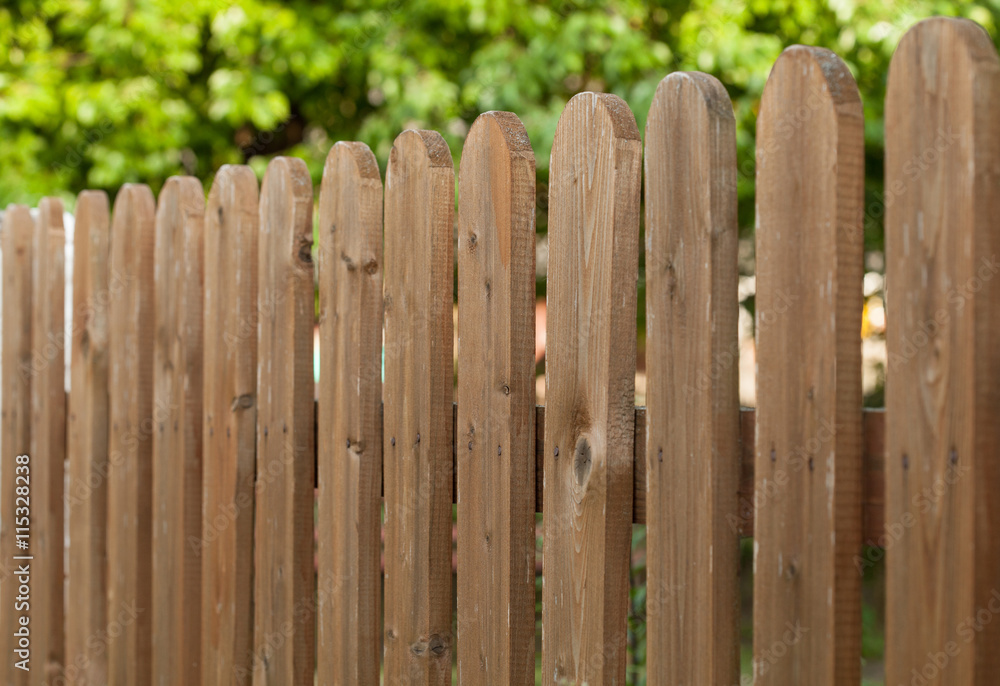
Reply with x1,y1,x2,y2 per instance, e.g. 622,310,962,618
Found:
152,177,205,686
201,165,259,686
885,17,1000,684
252,157,316,686
644,72,741,685
313,402,883,538
456,111,536,685
753,46,864,685
328,403,885,536
541,92,641,686
1,204,33,686
66,190,111,686
383,129,455,686
316,141,383,685
30,197,67,686
107,184,157,686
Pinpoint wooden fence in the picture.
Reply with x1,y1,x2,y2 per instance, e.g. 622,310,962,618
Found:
0,14,997,686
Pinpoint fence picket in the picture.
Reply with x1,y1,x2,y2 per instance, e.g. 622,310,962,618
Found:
1,204,33,686
152,177,205,686
107,184,157,686
885,17,1000,684
252,157,316,686
383,129,455,686
753,46,864,685
644,72,741,685
541,92,641,685
201,165,260,686
316,141,383,685
66,190,111,686
30,197,67,684
456,111,536,685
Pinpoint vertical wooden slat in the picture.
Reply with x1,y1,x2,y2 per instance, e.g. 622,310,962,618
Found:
1,204,33,686
252,157,315,686
541,92,641,686
201,165,259,686
456,111,536,685
152,177,205,686
31,197,66,685
383,129,455,685
644,72,741,684
66,190,111,686
885,17,1000,684
316,141,383,685
107,184,157,686
753,46,864,685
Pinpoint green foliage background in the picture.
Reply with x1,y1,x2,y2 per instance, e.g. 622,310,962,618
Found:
4,0,1000,259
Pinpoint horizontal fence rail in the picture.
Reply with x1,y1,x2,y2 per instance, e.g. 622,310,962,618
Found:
1,14,997,686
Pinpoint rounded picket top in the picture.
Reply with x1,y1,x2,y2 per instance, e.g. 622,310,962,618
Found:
758,45,860,167
156,176,205,249
462,110,534,166
648,71,734,129
555,90,640,145
323,140,381,185
458,110,536,266
388,128,453,178
890,16,999,94
157,176,204,215
76,189,111,228
645,71,735,242
259,155,313,271
112,183,156,230
206,164,259,231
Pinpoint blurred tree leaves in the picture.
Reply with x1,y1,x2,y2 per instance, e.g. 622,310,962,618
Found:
2,0,999,254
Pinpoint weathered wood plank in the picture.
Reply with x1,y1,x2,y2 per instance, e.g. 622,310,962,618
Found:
30,197,67,686
644,72,741,685
753,46,864,685
457,111,536,685
885,17,1000,685
318,403,884,539
107,184,157,686
541,92,641,686
201,165,260,686
383,129,455,685
66,190,111,686
316,141,383,685
152,177,205,686
1,204,33,686
252,157,316,686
